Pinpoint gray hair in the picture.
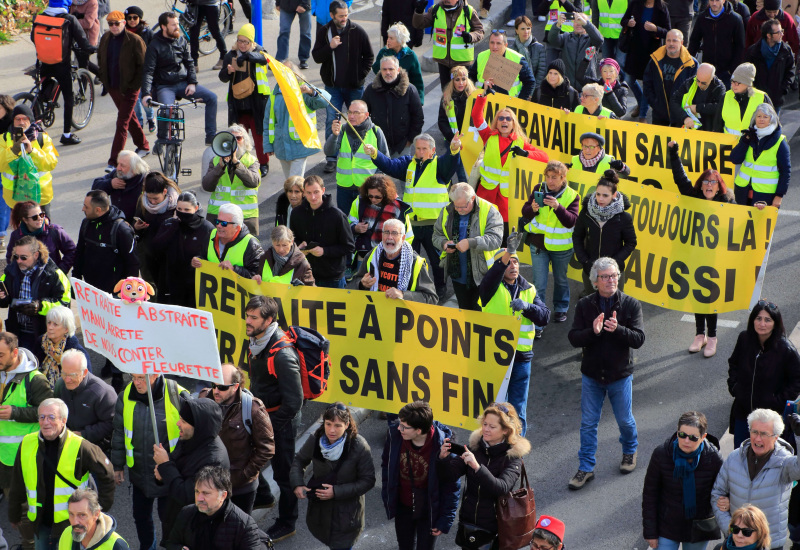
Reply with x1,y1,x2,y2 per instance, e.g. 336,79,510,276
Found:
39,397,69,421
380,56,400,69
45,305,76,337
117,150,150,177
218,203,244,226
589,257,620,284
61,349,88,372
582,82,604,99
413,133,436,150
490,29,507,43
449,182,475,202
382,218,405,235
387,22,411,46
751,103,779,128
271,225,294,244
228,124,253,153
68,489,102,515
667,28,683,42
698,62,716,77
748,408,784,436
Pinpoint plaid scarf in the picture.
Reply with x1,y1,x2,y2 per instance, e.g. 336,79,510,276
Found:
40,334,67,390
16,265,39,333
355,201,403,251
579,149,606,169
370,241,415,292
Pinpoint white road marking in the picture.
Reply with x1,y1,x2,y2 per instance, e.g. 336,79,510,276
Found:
679,314,739,328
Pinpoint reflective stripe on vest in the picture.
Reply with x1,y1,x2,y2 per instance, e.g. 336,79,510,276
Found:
0,370,46,466
432,4,475,62
59,526,124,550
681,79,698,111
524,185,579,250
575,105,613,118
438,199,500,267
721,89,766,136
570,154,613,173
734,134,785,193
479,134,525,196
365,248,426,292
20,431,89,523
262,260,294,284
476,48,524,97
122,381,183,467
445,101,458,134
404,157,449,221
255,64,270,95
337,129,378,188
482,284,537,351
207,153,259,217
1,133,54,205
596,0,627,38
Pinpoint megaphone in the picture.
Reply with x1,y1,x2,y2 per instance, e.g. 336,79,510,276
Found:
211,131,238,158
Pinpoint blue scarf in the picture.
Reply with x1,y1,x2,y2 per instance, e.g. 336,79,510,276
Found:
761,39,781,70
672,438,704,518
725,534,759,550
319,434,346,461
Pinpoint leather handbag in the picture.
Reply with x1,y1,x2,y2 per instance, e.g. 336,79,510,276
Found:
496,463,536,550
232,61,255,99
455,522,496,550
618,26,632,53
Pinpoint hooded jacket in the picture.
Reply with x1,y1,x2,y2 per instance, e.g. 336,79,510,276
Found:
437,429,531,533
745,8,799,54
688,3,746,74
261,245,314,285
262,85,330,162
381,420,461,534
711,438,800,549
0,257,69,338
533,77,580,110
573,193,637,274
669,145,736,203
729,122,791,198
311,19,374,88
6,222,76,275
91,172,145,223
642,433,724,543
288,194,356,281
73,205,139,293
165,497,263,550
141,32,197,96
746,39,795,109
670,75,726,131
59,513,128,550
643,45,698,125
159,398,230,541
98,27,147,94
546,21,604,88
54,371,116,452
361,69,424,155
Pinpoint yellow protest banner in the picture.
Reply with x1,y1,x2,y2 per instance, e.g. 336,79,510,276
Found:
460,91,738,193
508,156,777,314
195,262,521,429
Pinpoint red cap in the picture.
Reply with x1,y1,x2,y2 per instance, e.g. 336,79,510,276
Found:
535,515,565,543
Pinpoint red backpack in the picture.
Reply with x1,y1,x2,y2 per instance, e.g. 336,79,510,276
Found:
267,326,331,400
32,14,69,65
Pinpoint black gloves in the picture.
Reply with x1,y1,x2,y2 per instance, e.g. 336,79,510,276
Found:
415,0,428,13
16,300,40,317
461,31,473,43
510,145,528,158
740,128,755,144
609,159,624,171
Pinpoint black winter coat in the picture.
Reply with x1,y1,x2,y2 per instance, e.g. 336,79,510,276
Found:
573,194,637,274
621,0,672,79
151,214,214,308
91,172,145,223
54,371,116,452
312,20,374,88
289,194,355,281
247,326,303,430
642,433,724,542
669,145,736,203
166,498,264,550
643,47,697,125
727,331,800,427
533,78,580,111
568,290,646,383
141,32,197,96
361,70,423,155
688,3,745,74
218,45,269,134
670,75,726,131
381,0,423,47
438,429,531,534
73,206,140,293
438,89,469,143
597,78,630,118
746,40,795,110
0,258,67,338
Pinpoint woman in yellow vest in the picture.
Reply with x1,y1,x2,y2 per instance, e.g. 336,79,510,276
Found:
438,66,476,183
575,83,618,118
218,23,271,177
254,225,314,286
715,63,772,135
730,103,790,208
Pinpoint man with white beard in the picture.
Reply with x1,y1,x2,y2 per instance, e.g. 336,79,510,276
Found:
356,218,438,304
91,150,149,222
59,489,129,549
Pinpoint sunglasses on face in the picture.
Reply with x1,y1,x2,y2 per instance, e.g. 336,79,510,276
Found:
367,194,383,200
497,115,513,122
26,212,46,220
730,525,756,537
126,14,139,20
215,219,232,227
12,254,31,261
108,21,124,26
677,431,701,442
211,382,234,391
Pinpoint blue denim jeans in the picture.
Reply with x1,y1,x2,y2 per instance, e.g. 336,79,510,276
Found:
530,247,572,326
134,95,155,127
324,86,363,162
154,82,218,142
35,525,57,550
656,538,708,550
579,374,638,472
317,277,346,289
132,483,169,550
0,195,10,237
277,8,312,62
511,0,527,18
626,75,648,118
506,355,532,436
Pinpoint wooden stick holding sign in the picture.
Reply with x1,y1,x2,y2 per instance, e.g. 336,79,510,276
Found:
483,53,522,93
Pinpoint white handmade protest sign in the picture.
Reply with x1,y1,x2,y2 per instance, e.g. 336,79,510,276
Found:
71,278,223,383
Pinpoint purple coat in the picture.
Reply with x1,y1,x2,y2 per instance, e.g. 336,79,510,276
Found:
6,222,77,274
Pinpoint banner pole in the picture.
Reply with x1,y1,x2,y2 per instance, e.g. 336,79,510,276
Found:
146,376,160,445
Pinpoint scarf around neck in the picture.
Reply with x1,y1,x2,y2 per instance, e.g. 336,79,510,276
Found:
755,122,778,140
587,192,624,222
580,148,606,168
370,241,415,292
41,334,67,390
320,434,347,461
249,321,279,356
142,187,179,215
672,438,704,519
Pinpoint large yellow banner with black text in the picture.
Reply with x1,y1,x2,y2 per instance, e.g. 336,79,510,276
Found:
460,91,739,193
195,262,521,429
507,157,777,314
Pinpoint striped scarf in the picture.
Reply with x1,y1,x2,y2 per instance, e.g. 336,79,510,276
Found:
16,265,39,333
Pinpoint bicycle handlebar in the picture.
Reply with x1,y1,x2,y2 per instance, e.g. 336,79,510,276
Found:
147,98,200,108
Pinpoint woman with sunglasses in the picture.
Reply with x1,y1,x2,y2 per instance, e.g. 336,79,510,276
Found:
713,505,771,550
290,402,376,550
6,201,76,274
667,139,735,357
727,300,800,448
439,402,531,549
642,411,723,550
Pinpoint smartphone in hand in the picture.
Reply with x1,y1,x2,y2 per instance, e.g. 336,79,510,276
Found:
534,191,545,207
449,442,467,455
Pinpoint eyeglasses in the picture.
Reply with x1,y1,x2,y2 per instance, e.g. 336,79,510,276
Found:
770,28,785,34
496,115,513,122
677,431,701,442
489,402,509,414
348,111,367,116
215,219,232,227
131,375,148,382
39,414,58,423
397,423,415,431
61,372,82,379
26,212,46,220
211,382,234,391
701,180,718,187
597,273,619,281
757,299,778,310
12,254,31,261
384,231,403,237
236,38,251,44
367,194,383,200
730,525,756,537
749,429,777,438
108,21,124,26
582,144,599,150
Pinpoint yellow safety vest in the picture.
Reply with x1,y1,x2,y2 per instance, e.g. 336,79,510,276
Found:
336,129,378,188
207,153,259,219
122,380,183,468
365,247,426,291
482,283,537,351
445,101,458,134
545,1,592,32
575,105,613,118
206,229,258,267
0,370,46,466
438,199,500,268
1,133,55,206
59,525,124,550
347,197,415,244
261,260,294,284
20,431,89,523
596,0,627,38
480,134,525,197
524,185,579,251
475,48,524,97
721,89,767,136
680,80,703,129
432,4,475,63
570,153,613,172
734,134,785,194
0,265,72,318
267,93,318,143
226,62,270,101
404,157,450,222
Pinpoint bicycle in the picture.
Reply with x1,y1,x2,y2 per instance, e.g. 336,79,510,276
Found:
169,0,234,56
13,60,95,130
149,98,198,184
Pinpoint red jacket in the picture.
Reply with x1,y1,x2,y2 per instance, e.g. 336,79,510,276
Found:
745,9,799,55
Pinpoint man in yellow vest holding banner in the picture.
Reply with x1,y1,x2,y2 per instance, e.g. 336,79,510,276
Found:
9,398,115,549
190,203,264,279
479,233,550,436
58,489,129,550
468,31,536,100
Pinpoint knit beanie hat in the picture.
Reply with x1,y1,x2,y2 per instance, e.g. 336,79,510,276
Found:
732,63,756,87
179,399,195,426
547,59,566,77
124,5,144,17
600,58,621,75
238,23,256,42
106,10,125,21
11,104,35,125
764,0,780,10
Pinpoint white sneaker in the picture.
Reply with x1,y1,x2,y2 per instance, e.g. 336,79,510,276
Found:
538,15,546,21
506,18,515,26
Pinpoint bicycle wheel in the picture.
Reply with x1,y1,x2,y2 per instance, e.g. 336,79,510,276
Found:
219,2,233,37
12,92,49,128
163,143,179,181
71,68,94,130
197,20,216,56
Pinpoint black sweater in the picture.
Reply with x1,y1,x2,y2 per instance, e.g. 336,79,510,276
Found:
289,195,355,280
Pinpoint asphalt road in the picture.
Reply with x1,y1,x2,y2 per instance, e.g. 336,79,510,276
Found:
2,0,800,548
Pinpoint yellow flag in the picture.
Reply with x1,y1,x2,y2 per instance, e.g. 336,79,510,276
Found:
265,54,322,149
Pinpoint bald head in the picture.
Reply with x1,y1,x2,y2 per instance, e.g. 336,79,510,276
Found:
221,363,237,384
696,63,715,89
